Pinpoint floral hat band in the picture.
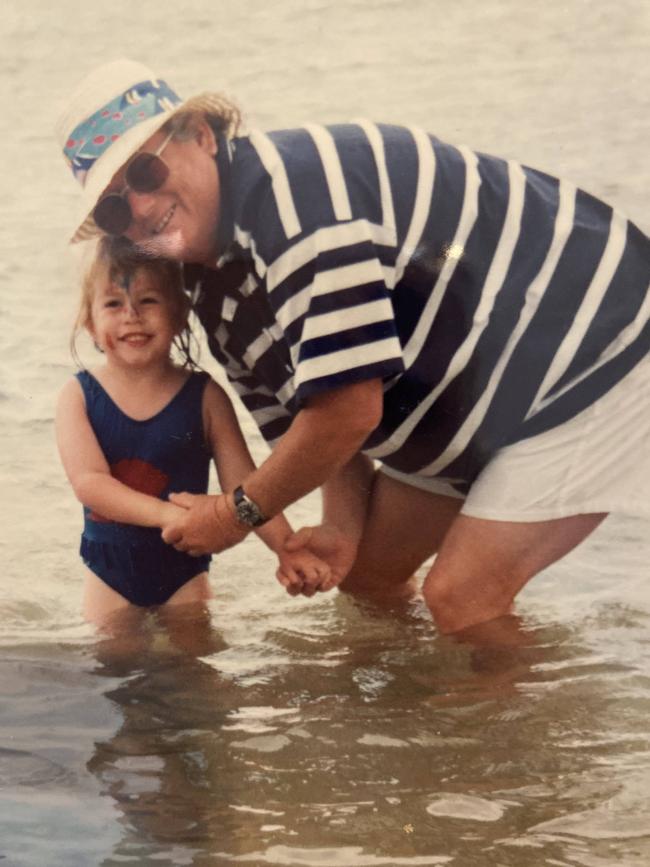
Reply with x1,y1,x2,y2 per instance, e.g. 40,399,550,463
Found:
63,78,182,188
56,58,241,243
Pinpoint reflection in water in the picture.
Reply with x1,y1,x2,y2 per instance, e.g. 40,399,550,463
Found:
87,605,237,862
85,595,640,863
2,593,650,863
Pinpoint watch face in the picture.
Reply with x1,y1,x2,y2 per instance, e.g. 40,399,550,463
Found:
237,499,262,526
234,488,266,527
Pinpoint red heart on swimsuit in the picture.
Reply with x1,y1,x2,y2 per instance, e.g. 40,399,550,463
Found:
88,458,169,522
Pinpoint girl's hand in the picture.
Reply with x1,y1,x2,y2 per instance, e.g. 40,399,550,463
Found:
281,524,359,593
158,500,188,530
276,548,333,597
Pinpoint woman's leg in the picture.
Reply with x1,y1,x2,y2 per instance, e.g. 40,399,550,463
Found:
339,472,606,633
340,470,463,598
421,511,607,633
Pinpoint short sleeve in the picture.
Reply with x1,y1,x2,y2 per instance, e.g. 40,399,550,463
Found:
264,219,405,407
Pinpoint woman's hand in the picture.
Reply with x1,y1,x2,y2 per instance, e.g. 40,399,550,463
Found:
161,492,249,556
282,524,359,592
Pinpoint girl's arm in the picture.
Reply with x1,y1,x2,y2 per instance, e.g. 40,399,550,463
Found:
201,378,330,591
55,377,182,528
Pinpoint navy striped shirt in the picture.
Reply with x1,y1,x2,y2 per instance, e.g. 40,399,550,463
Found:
190,123,650,494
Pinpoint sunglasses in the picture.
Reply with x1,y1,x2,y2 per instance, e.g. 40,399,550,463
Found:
92,131,175,236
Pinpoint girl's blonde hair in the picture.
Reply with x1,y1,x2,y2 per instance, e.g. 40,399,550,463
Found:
72,236,199,367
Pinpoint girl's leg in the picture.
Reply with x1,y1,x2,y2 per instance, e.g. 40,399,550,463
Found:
83,570,150,657
163,571,213,607
85,569,212,622
84,570,215,656
83,567,132,626
158,572,223,656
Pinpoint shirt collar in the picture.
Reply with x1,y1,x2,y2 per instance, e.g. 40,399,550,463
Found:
214,134,235,260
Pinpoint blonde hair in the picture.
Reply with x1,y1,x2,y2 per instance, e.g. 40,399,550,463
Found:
162,97,243,141
72,236,199,367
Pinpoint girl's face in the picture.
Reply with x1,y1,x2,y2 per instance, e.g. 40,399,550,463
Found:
88,268,184,370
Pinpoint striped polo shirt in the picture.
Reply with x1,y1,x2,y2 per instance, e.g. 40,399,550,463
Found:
190,122,650,493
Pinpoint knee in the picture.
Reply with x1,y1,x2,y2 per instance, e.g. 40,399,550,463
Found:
422,568,521,635
422,577,468,633
337,557,370,595
338,559,418,600
337,563,388,596
337,568,364,597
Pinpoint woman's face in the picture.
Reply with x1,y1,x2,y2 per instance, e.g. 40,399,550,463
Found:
102,120,221,265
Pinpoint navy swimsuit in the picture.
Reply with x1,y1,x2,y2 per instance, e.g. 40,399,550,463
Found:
77,370,212,606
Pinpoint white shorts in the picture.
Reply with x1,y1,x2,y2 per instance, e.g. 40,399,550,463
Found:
379,352,650,523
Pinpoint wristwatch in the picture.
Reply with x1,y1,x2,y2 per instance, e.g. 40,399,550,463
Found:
232,486,269,527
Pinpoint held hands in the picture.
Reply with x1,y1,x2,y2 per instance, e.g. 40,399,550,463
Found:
157,500,189,528
160,497,358,599
276,547,335,597
279,523,359,596
161,492,249,556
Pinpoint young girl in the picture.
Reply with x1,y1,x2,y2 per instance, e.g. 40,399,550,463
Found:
56,238,329,627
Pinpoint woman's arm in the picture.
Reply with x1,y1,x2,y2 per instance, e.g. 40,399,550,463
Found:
198,378,332,590
55,377,181,528
163,378,383,557
321,451,375,546
200,378,293,548
281,452,375,587
243,378,383,519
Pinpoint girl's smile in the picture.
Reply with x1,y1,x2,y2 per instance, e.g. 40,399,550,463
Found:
120,332,153,346
88,269,182,369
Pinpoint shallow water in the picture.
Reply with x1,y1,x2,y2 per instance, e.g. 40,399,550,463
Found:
3,570,650,866
1,0,649,864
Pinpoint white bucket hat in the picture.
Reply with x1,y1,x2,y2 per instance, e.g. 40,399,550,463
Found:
55,58,240,244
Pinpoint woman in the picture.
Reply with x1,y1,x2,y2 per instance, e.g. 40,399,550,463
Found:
56,58,650,634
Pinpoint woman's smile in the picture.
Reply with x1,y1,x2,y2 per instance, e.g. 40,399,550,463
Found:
120,123,221,264
152,203,176,235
